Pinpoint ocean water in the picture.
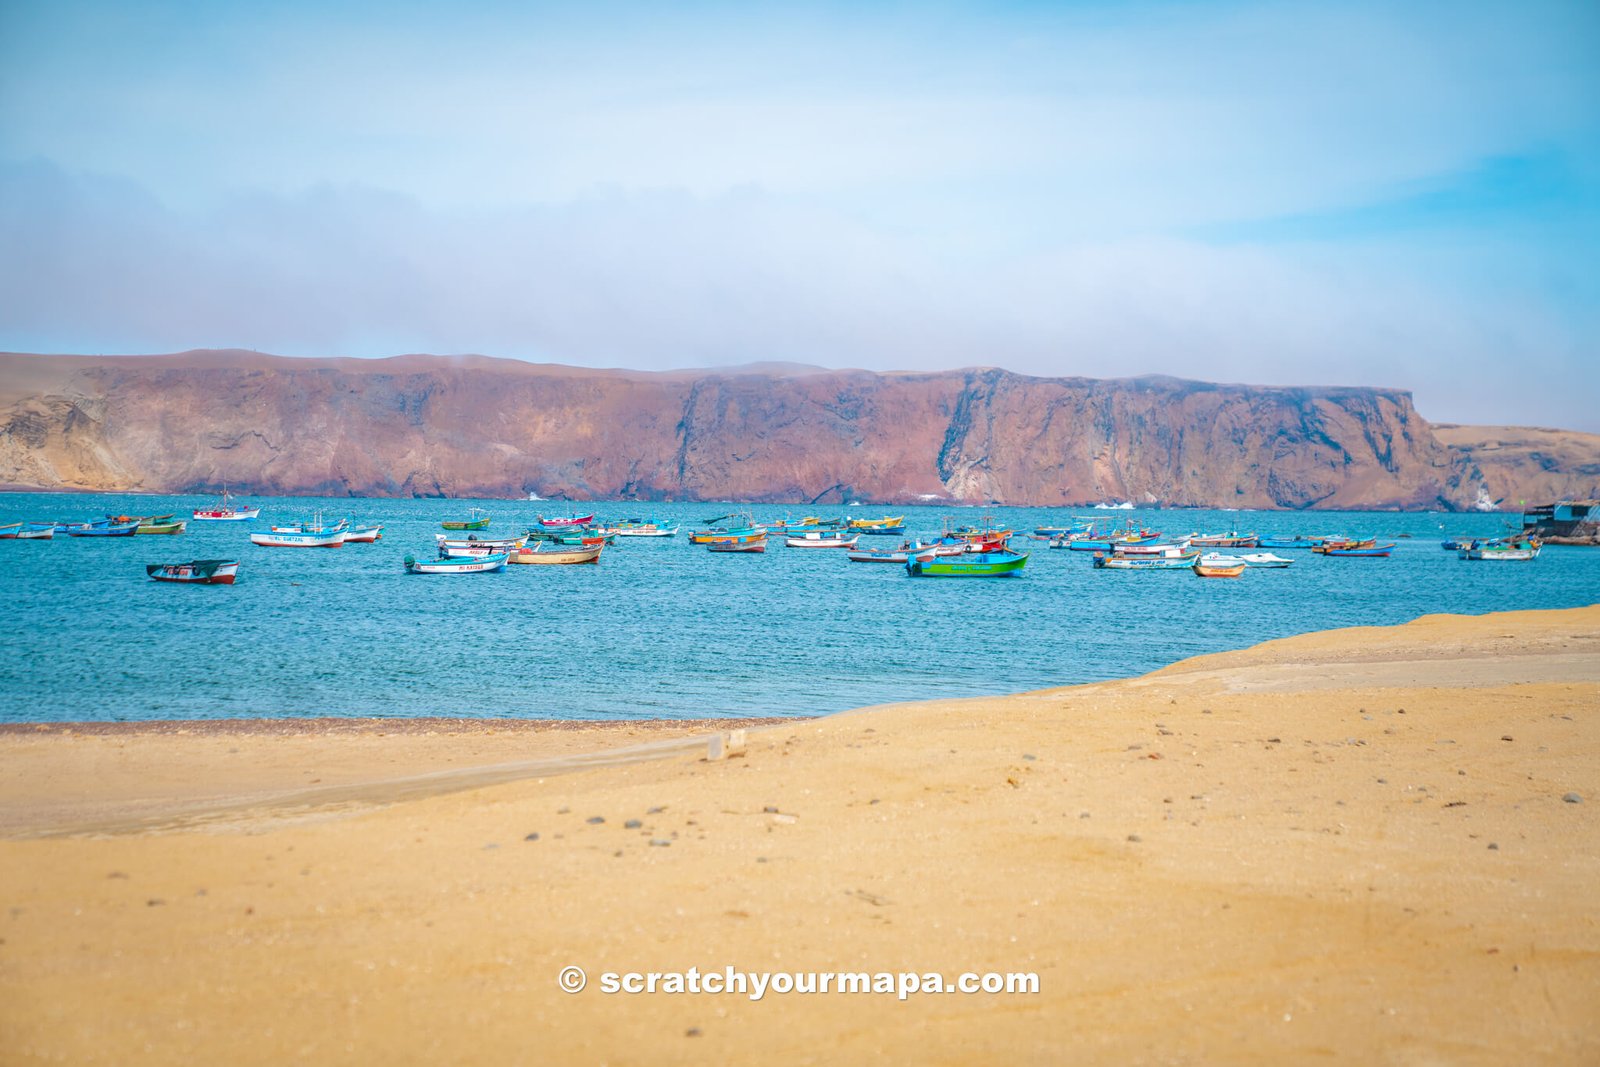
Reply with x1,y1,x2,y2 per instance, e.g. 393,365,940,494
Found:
1,493,1595,723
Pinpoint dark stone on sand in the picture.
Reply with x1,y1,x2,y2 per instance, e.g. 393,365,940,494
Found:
524,833,540,841
1126,834,1142,843
625,819,643,829
1488,843,1499,850
686,1028,702,1037
649,839,671,847
1563,792,1583,804
647,806,666,814
1501,736,1514,742
763,805,780,813
587,816,606,824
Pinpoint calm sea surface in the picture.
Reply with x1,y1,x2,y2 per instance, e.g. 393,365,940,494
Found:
2,493,1595,723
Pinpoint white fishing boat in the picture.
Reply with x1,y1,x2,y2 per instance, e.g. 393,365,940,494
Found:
1458,538,1541,561
249,528,346,548
436,533,526,557
784,531,859,548
1199,552,1293,568
192,487,260,522
404,552,508,574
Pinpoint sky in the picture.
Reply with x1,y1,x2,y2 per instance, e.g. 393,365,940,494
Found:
1,0,1597,429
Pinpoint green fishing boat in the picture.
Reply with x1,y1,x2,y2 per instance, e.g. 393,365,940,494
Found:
440,508,490,531
905,549,1028,577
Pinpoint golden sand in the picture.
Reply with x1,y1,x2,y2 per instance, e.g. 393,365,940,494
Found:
2,606,1597,1064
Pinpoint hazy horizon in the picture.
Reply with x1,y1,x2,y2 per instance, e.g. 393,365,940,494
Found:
2,1,1596,430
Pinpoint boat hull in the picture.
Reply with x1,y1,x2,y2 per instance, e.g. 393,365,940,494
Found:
906,551,1027,576
404,553,508,574
1316,544,1395,557
249,531,347,548
146,560,239,584
1094,552,1199,569
709,539,766,553
509,544,603,564
785,534,859,548
67,523,139,537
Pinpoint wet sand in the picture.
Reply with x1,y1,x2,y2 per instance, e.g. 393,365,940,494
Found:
2,606,1597,1064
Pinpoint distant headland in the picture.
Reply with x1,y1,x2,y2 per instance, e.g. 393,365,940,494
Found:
1,349,1596,510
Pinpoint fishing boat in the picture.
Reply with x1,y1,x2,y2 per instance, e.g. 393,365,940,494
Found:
1193,559,1247,578
848,542,913,563
146,559,239,584
403,552,508,574
108,512,181,533
440,508,490,531
709,537,766,554
1259,535,1341,549
1190,531,1259,549
1458,538,1541,561
906,549,1028,577
1112,539,1193,557
604,518,680,538
543,529,616,546
945,514,1014,549
785,531,859,548
270,515,348,534
689,513,765,545
537,513,596,528
1052,518,1161,551
436,533,526,557
249,528,346,548
108,512,174,524
846,516,906,535
1093,551,1199,569
66,521,139,537
192,489,260,522
1,523,54,540
1199,552,1293,568
509,541,604,564
342,524,384,543
1316,543,1395,558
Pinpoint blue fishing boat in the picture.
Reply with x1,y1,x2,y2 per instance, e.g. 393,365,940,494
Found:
66,521,139,537
1257,535,1340,549
906,549,1028,577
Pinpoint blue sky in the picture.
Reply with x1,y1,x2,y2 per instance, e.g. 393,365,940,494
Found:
2,0,1597,428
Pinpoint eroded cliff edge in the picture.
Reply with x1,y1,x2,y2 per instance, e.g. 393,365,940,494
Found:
3,350,1594,509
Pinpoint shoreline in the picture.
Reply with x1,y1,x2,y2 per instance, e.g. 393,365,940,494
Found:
0,715,795,736
3,605,1596,1064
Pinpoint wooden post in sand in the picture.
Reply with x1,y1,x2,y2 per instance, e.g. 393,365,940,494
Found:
707,729,747,761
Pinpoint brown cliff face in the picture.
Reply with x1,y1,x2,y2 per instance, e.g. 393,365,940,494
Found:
1430,424,1600,510
1,350,1592,510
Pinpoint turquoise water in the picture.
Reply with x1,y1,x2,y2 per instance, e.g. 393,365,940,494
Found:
2,493,1595,723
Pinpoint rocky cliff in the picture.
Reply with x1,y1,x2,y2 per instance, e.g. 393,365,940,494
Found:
1,350,1592,510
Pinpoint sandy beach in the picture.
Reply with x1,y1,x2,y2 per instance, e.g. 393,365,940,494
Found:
2,605,1596,1064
